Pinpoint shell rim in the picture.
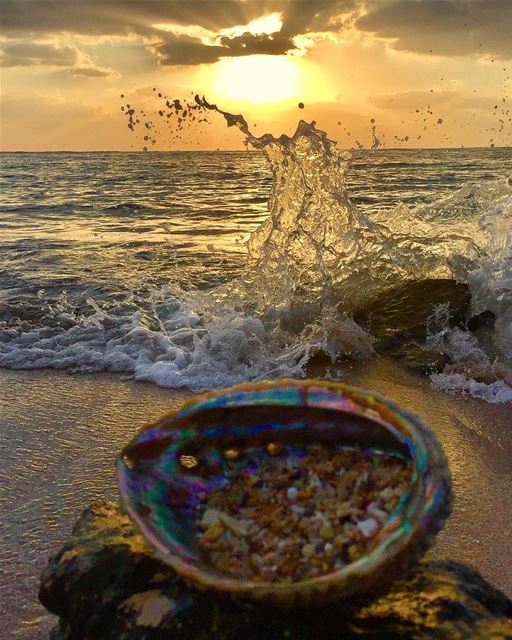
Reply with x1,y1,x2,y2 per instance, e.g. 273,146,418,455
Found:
117,378,451,603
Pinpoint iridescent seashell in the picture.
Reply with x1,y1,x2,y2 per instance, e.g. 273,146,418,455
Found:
117,379,452,606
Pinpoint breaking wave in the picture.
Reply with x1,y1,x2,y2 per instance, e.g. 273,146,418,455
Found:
0,100,511,401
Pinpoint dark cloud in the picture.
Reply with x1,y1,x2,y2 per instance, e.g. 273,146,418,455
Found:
0,1,358,65
4,0,509,67
151,2,356,67
0,42,79,67
279,0,358,37
1,1,357,36
218,32,294,56
0,1,257,37
153,31,294,66
0,41,119,77
150,35,227,66
357,0,512,58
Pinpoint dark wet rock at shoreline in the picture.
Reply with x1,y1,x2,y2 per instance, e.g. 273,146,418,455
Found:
352,278,497,373
40,502,512,640
352,279,472,342
372,338,450,374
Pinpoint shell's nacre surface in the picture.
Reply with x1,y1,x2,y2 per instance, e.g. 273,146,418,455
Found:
117,379,452,606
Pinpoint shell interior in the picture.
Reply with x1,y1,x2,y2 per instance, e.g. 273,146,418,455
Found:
117,380,450,603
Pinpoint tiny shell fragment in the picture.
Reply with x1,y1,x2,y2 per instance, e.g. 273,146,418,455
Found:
357,518,379,539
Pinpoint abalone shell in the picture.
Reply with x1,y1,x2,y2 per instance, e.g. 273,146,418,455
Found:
117,379,452,606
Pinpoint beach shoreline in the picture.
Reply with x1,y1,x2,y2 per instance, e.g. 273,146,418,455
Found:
1,361,511,638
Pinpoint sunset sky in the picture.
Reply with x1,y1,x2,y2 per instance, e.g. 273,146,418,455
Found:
1,0,511,150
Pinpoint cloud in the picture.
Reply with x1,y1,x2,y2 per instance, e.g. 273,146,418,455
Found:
0,42,79,67
0,0,359,65
66,66,120,78
0,1,266,37
218,32,294,56
279,0,358,37
4,0,510,66
149,34,225,65
357,0,512,59
152,31,295,65
151,1,358,65
0,1,357,37
0,40,120,79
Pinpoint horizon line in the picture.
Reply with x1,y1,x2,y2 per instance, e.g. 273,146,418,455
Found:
1,146,511,153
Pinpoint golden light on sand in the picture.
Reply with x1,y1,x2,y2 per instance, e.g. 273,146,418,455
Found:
209,55,302,105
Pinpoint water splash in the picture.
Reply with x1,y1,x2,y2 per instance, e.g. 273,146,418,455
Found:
1,96,511,400
198,98,511,393
190,98,494,315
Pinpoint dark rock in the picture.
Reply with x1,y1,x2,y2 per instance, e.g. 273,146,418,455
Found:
402,347,450,374
376,339,450,374
40,502,512,640
352,279,473,372
467,310,498,361
0,300,46,325
467,310,496,333
353,279,471,342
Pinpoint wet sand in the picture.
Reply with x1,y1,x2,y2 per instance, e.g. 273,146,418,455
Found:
1,361,511,638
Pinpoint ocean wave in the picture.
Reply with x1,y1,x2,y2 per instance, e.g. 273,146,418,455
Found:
1,106,511,402
102,202,147,215
1,167,510,401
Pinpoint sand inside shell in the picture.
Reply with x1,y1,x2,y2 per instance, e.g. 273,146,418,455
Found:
192,445,412,583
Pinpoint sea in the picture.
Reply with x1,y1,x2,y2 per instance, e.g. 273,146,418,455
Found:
1,144,512,401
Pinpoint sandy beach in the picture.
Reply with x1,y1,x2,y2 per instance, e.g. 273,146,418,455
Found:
1,361,511,638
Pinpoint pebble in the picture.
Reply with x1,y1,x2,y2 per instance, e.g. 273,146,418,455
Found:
201,520,225,543
368,504,390,522
356,518,379,539
200,508,222,529
287,487,298,500
267,442,283,455
200,508,250,537
308,473,322,488
193,446,411,582
219,512,251,537
319,525,335,540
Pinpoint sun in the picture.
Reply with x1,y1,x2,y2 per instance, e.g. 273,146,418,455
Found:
209,55,302,105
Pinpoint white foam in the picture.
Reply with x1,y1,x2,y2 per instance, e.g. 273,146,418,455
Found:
0,287,375,392
431,372,512,404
